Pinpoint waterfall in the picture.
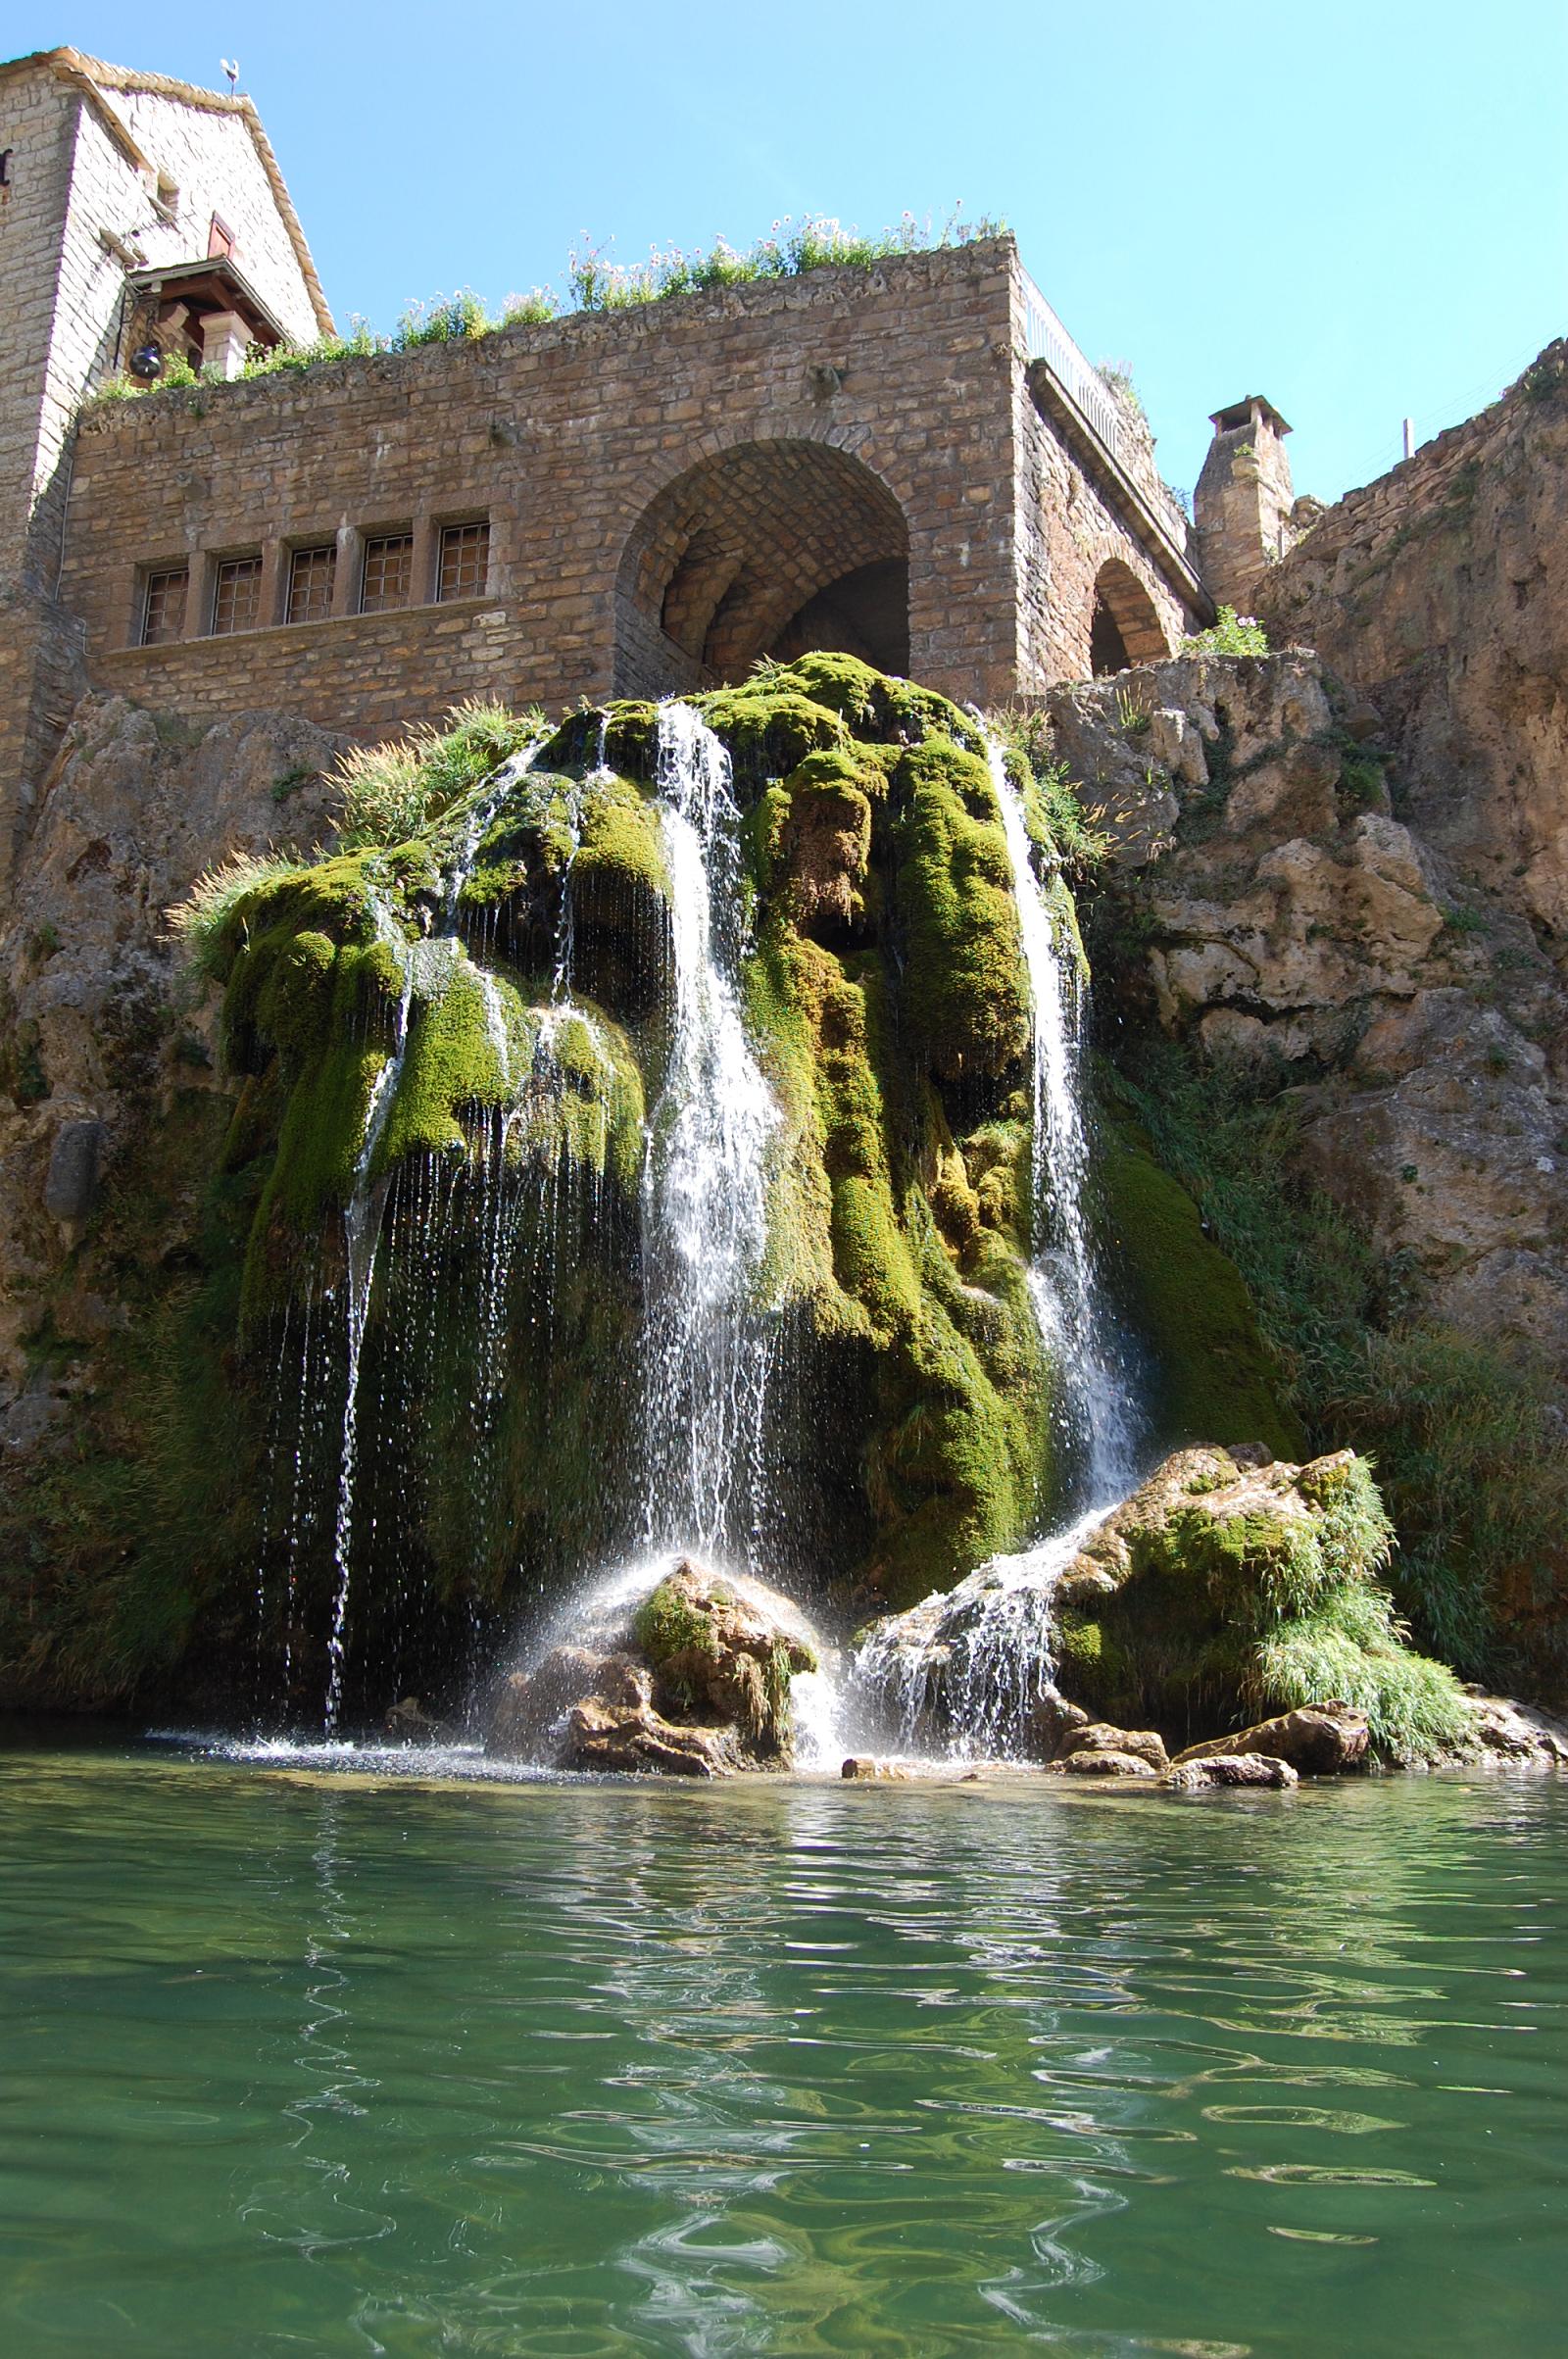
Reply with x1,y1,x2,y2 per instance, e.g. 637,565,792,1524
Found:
849,1504,1113,1759
847,735,1143,1759
984,733,1140,1505
271,746,545,1735
322,914,417,1733
639,702,779,1561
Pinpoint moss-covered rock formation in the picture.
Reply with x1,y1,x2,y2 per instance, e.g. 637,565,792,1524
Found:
489,1557,825,1777
184,658,1079,1693
3,656,1304,1720
1051,1448,1472,1764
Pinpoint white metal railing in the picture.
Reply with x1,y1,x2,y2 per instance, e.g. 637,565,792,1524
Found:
1020,268,1200,563
1019,270,1124,463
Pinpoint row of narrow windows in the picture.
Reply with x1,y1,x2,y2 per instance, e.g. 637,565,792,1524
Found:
139,520,491,646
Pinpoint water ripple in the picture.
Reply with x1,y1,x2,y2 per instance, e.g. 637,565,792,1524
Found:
0,1744,1564,2356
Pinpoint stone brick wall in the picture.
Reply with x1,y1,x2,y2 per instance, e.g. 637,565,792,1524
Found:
1009,326,1199,685
60,245,1023,729
0,59,76,583
55,240,1198,759
0,51,324,590
1195,402,1299,614
99,76,320,339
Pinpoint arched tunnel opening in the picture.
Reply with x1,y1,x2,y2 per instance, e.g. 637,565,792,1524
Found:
1089,557,1171,677
615,440,910,694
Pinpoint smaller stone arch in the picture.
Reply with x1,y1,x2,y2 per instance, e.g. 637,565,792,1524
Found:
1090,558,1171,676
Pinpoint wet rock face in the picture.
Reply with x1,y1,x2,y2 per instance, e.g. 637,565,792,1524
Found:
1465,1693,1568,1768
1171,1704,1368,1777
1054,649,1568,1366
489,1560,821,1777
0,695,344,1426
1164,1751,1299,1792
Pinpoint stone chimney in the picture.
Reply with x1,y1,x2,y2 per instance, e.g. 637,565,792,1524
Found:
1195,397,1297,615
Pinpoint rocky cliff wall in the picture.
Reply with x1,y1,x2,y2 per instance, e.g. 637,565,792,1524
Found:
1253,343,1568,940
1052,649,1568,1694
0,696,342,1435
6,586,1567,1709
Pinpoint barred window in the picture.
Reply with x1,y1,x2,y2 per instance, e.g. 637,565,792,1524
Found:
211,554,262,635
437,519,489,602
141,565,188,646
361,532,414,613
286,544,336,624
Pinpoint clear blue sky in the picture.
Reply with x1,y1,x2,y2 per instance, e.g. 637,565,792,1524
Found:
15,0,1566,504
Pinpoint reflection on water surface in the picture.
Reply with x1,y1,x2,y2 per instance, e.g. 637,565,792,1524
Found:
1,1738,1564,2356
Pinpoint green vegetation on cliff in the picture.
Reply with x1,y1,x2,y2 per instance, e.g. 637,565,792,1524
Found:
1054,1448,1470,1763
1108,1043,1568,1692
145,654,1067,1686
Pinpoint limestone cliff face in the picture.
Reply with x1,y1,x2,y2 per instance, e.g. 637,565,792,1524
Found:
1053,651,1568,1364
1254,343,1568,939
1054,644,1568,1696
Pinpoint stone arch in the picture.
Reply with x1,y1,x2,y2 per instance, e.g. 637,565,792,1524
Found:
1090,557,1171,676
614,437,910,695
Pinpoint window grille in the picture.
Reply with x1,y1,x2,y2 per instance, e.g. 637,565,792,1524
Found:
287,544,336,624
141,565,188,646
211,554,262,635
437,519,489,602
361,533,414,613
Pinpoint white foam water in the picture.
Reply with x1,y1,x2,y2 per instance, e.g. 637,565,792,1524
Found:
848,1504,1113,1760
984,730,1141,1502
848,737,1146,1762
639,703,779,1562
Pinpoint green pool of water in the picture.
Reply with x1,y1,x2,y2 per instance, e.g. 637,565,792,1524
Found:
1,1738,1563,2356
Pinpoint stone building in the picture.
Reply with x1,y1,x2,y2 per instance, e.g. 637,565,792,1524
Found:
1,46,1299,880
0,46,329,884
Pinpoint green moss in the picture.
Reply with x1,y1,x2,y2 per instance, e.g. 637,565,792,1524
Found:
890,737,1030,1084
517,1007,647,1199
694,683,850,779
539,704,660,780
768,652,978,749
254,930,337,1070
1056,1451,1462,1762
1098,1124,1304,1460
374,958,514,1168
741,906,1048,1608
571,775,671,913
633,1578,724,1666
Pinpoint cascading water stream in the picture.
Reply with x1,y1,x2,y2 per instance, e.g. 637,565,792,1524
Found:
984,731,1141,1506
849,735,1145,1758
638,702,779,1562
318,744,542,1734
265,699,1135,1764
